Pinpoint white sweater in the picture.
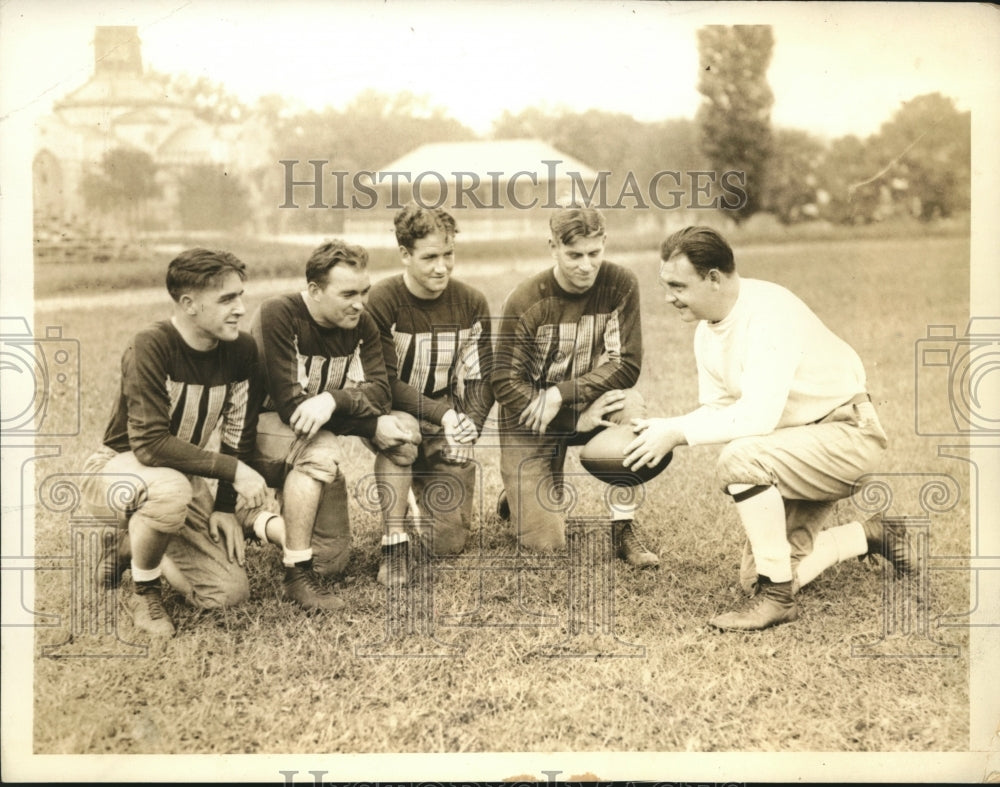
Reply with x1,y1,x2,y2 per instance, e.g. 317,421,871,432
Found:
678,278,867,446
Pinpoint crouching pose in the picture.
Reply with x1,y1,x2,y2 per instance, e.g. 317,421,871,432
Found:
493,205,659,566
250,240,417,608
365,204,494,584
625,226,910,631
83,249,270,637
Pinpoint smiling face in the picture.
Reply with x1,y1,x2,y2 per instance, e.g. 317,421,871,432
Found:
307,264,371,329
550,233,606,294
658,252,726,323
182,271,247,344
401,232,454,299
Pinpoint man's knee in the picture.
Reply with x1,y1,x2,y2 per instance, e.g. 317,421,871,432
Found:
191,571,250,609
291,430,343,485
612,388,647,423
137,469,194,535
380,411,421,467
716,438,774,491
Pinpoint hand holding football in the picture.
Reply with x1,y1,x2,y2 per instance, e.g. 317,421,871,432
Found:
579,425,673,486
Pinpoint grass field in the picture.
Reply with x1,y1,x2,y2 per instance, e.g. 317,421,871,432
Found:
29,234,971,757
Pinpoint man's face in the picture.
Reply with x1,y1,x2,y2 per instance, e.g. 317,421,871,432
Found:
185,271,246,342
309,264,371,328
658,253,722,323
401,232,454,299
550,233,606,294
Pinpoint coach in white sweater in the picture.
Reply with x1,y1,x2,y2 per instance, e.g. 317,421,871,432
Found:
624,226,910,631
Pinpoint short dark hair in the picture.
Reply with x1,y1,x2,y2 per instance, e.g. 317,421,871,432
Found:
549,206,606,246
660,226,735,277
305,240,369,287
394,203,458,251
166,248,246,302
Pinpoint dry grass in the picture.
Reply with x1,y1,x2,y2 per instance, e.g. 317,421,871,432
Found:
30,235,971,756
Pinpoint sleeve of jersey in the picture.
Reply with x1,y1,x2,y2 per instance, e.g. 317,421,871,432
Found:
678,313,803,446
214,338,263,513
329,316,391,420
256,298,307,424
554,273,642,405
460,294,496,431
124,332,239,483
491,290,540,414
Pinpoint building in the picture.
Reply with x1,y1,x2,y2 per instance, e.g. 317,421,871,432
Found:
33,26,271,244
344,139,600,243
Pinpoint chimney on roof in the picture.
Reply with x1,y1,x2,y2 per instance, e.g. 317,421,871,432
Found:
94,26,143,76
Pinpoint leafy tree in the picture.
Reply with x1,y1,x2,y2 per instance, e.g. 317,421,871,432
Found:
764,128,826,223
814,134,884,224
491,107,710,210
175,164,251,230
80,147,162,229
147,70,248,123
873,92,970,220
696,25,775,223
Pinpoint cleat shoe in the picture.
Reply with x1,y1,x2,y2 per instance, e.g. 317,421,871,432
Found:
709,576,799,631
495,489,510,523
127,581,176,638
283,560,345,611
861,514,913,575
96,529,131,590
612,521,659,568
377,538,410,587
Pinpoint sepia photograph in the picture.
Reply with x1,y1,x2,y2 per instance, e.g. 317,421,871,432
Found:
2,0,998,782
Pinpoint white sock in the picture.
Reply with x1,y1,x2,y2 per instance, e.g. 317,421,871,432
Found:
282,546,313,567
729,484,793,583
795,522,868,587
382,532,409,546
131,563,162,583
609,501,636,522
253,511,284,546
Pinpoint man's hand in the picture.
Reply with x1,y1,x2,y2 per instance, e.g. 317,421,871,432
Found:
518,386,563,434
441,409,477,463
442,408,478,444
290,392,336,439
233,461,267,510
577,389,626,433
623,417,686,471
373,414,416,451
208,511,246,565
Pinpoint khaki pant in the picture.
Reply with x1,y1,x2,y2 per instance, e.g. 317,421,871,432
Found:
717,397,889,592
81,447,250,609
499,388,647,551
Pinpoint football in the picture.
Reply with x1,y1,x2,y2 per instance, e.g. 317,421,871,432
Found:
578,425,673,486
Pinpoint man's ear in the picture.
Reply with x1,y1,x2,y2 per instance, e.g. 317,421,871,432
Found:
178,292,196,313
708,268,723,286
399,245,411,264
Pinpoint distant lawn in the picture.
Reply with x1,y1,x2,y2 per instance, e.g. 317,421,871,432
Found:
32,213,969,298
30,235,971,757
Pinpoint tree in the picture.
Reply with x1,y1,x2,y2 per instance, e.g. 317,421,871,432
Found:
764,128,826,224
80,147,162,230
815,134,884,224
175,165,251,230
873,92,970,220
696,25,775,223
147,70,248,123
